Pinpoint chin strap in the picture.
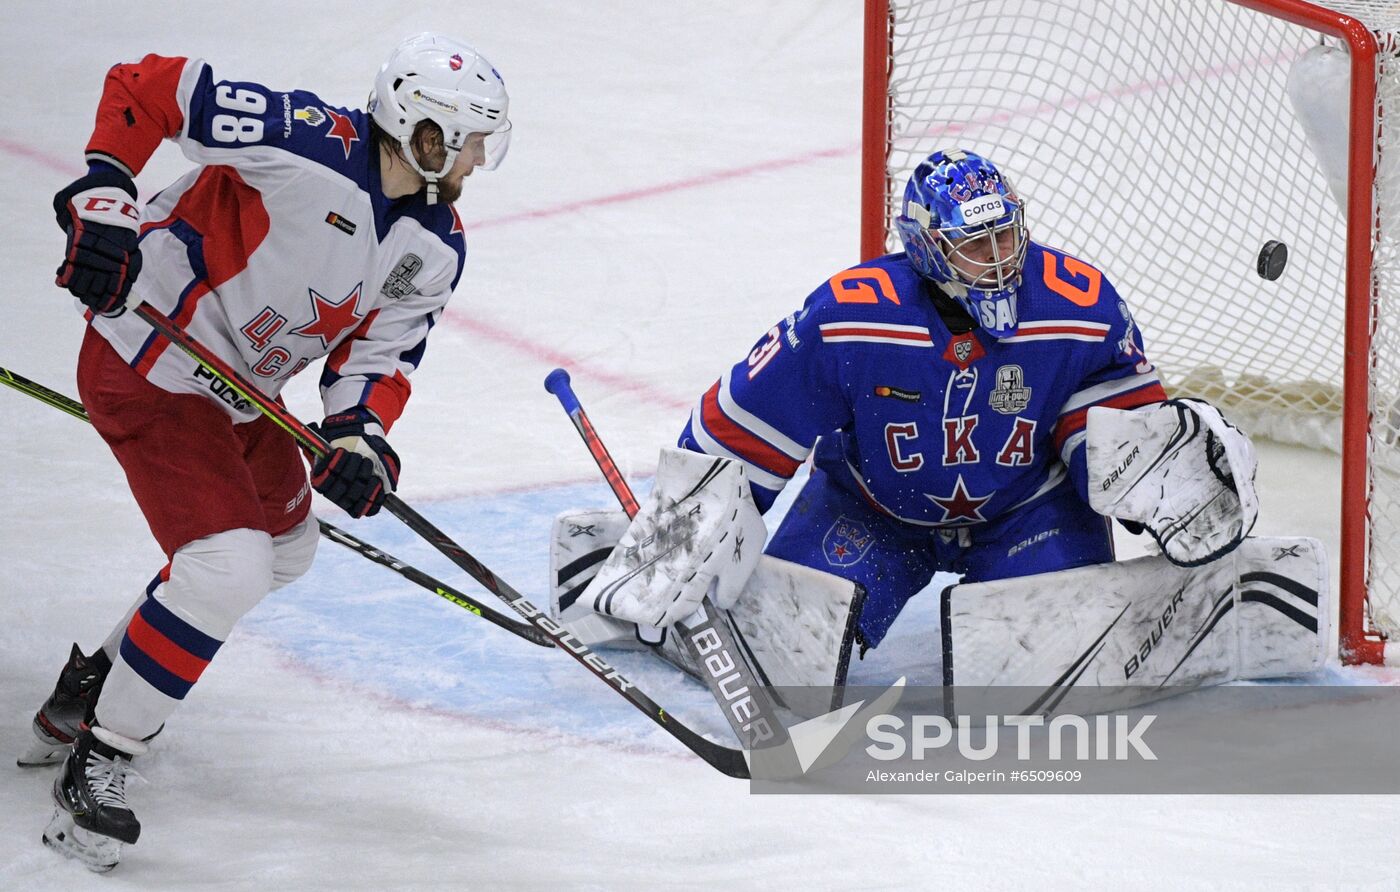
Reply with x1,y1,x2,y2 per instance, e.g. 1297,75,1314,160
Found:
398,138,458,206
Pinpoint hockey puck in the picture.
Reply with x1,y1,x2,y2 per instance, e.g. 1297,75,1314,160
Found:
1257,240,1288,281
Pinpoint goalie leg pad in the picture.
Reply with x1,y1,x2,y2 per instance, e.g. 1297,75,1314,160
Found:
550,508,636,646
943,537,1328,712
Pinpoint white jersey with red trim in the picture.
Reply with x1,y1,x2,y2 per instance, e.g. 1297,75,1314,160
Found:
678,244,1168,526
81,54,465,429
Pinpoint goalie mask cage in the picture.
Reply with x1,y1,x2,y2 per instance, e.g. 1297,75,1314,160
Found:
861,0,1400,664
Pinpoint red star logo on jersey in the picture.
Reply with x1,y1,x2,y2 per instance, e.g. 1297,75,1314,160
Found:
324,108,360,159
926,475,994,523
291,283,364,349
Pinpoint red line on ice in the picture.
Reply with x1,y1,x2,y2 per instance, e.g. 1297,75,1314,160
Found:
0,136,73,174
441,311,695,412
1,46,1288,413
461,144,856,231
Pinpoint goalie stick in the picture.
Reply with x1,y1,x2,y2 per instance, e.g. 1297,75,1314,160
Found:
0,364,554,648
543,367,793,757
120,306,752,778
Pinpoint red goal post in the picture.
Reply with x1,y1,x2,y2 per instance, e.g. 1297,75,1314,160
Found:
861,0,1394,664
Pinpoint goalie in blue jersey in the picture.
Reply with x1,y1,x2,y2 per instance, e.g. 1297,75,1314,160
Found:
552,150,1326,704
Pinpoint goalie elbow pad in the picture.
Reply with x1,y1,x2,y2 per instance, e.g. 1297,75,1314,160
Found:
1087,398,1258,567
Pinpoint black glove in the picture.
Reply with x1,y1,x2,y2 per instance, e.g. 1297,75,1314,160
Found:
53,164,143,316
309,411,401,518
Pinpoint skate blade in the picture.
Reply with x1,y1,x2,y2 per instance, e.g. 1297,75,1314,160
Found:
17,739,68,768
42,808,122,872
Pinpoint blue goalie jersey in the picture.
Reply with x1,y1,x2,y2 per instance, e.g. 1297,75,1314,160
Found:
679,243,1168,528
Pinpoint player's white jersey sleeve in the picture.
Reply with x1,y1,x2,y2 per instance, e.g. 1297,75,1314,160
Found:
84,54,368,188
318,268,452,429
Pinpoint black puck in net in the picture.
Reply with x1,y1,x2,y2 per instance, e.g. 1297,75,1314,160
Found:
1257,240,1288,281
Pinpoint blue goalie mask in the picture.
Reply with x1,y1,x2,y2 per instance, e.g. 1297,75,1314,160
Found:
895,149,1028,338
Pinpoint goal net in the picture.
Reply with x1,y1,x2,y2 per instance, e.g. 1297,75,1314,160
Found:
861,0,1400,663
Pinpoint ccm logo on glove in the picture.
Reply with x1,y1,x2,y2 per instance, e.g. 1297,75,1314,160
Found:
309,411,401,518
53,165,145,317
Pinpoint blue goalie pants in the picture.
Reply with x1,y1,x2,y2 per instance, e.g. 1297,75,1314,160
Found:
764,463,1115,648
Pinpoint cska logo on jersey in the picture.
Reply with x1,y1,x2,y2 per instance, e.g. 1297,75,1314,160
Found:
291,282,365,349
323,108,360,159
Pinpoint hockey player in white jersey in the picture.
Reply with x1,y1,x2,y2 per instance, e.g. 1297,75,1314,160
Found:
26,33,511,870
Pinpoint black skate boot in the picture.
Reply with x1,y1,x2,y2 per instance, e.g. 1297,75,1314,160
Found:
18,644,111,768
43,725,146,872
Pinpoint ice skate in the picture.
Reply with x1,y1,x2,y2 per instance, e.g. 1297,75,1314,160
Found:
43,725,146,872
18,644,110,768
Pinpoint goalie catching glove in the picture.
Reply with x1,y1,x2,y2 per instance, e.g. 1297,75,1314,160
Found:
579,448,767,630
1088,398,1258,566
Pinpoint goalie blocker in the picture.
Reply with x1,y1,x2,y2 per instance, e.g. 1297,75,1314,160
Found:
553,523,866,717
549,450,866,717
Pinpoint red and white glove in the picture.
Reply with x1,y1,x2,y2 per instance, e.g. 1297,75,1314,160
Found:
53,165,143,316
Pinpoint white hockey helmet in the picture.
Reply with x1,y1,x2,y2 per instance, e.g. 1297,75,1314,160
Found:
369,33,511,202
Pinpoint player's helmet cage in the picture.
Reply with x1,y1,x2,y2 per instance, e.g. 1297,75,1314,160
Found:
369,33,511,204
896,149,1028,338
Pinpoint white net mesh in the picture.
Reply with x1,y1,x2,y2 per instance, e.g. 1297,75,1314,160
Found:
877,0,1400,647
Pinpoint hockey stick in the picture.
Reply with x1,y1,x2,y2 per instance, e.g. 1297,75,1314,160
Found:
543,367,792,755
314,521,552,647
0,364,553,647
125,306,750,778
0,366,90,422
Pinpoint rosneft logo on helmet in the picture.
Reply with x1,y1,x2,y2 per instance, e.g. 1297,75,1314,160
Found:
449,53,464,71
412,90,459,114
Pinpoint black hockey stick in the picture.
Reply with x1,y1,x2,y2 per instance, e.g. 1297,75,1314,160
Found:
544,367,792,756
126,306,751,778
314,521,554,647
0,364,553,647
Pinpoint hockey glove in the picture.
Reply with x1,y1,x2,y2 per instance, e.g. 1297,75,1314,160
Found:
309,411,401,518
53,164,143,316
580,448,766,630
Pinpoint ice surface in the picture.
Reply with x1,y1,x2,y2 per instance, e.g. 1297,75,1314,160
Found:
2,2,1397,887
